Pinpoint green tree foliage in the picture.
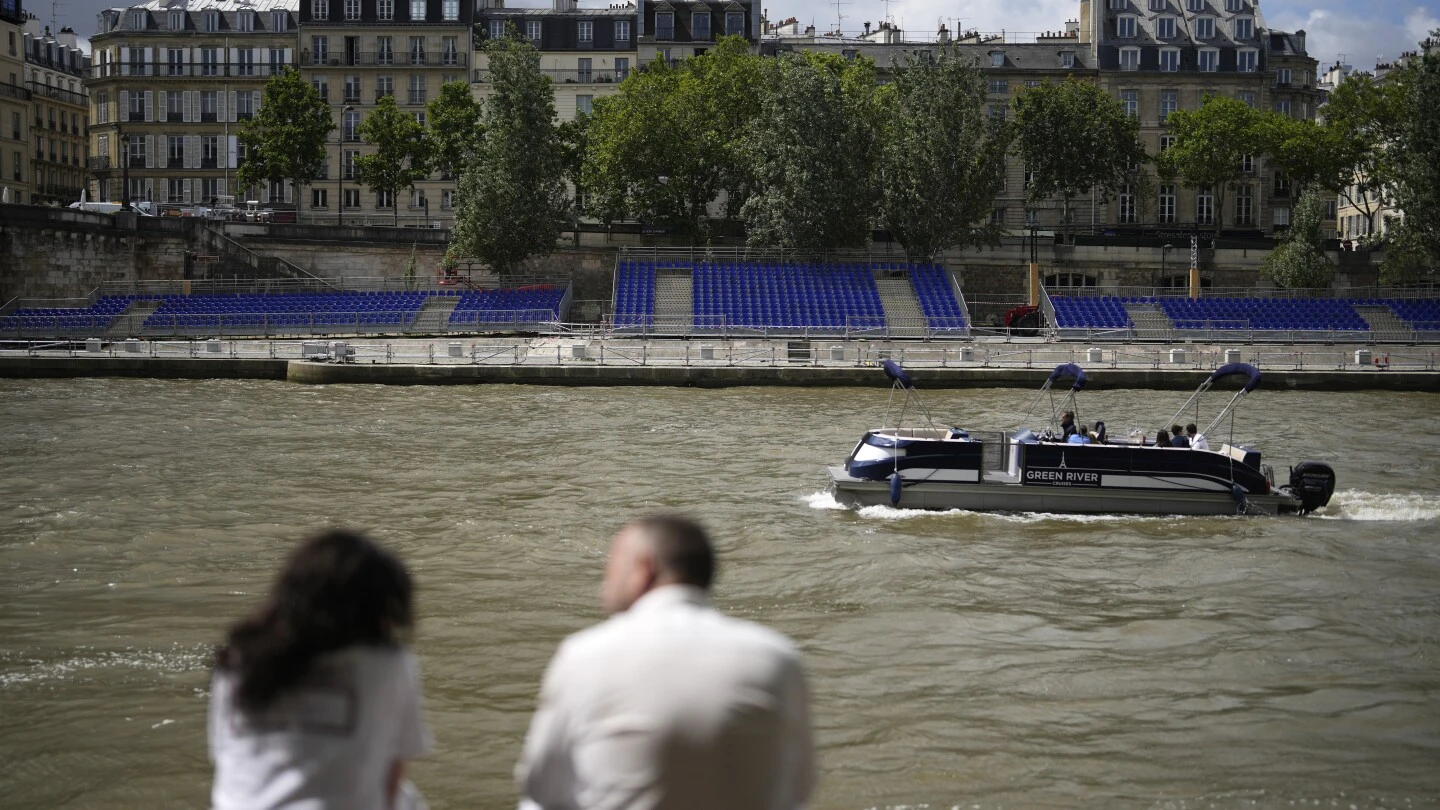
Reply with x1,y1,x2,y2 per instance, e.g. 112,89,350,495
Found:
1158,95,1264,236
1389,33,1440,273
1261,187,1334,288
236,67,334,204
581,37,763,240
741,52,880,253
451,35,569,275
1323,72,1406,238
1011,77,1145,240
877,48,1012,259
426,80,485,181
1255,114,1348,198
355,95,430,225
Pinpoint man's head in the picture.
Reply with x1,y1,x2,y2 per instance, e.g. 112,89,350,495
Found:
600,515,716,615
1186,423,1198,436
1061,411,1074,424
1171,424,1184,436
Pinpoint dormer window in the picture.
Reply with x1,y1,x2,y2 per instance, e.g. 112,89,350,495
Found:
1194,16,1214,39
1156,16,1175,38
311,0,328,21
272,10,288,30
1224,0,1242,10
238,11,254,31
1060,50,1075,68
167,10,183,30
989,51,1004,66
1159,47,1180,71
129,10,146,29
692,11,710,40
1233,16,1253,39
1117,15,1137,38
204,10,220,30
725,9,744,36
1187,0,1203,10
409,0,425,21
1108,0,1126,8
1149,0,1165,10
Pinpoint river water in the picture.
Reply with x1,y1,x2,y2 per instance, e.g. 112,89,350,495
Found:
2,378,1438,810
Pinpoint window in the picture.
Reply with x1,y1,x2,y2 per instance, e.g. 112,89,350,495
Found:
1237,90,1255,107
988,79,1008,94
1109,0,1125,8
344,0,360,20
1198,49,1218,72
311,0,328,21
1121,89,1138,116
1235,186,1253,225
312,188,328,208
1274,99,1291,116
204,10,220,31
692,12,710,40
726,11,744,35
1159,48,1179,72
408,74,426,105
576,94,593,115
1149,0,1165,9
202,136,220,168
237,49,255,76
577,58,592,82
1045,272,1096,288
989,51,1004,66
615,57,630,80
989,104,1007,121
1119,185,1136,223
1060,51,1075,68
130,10,146,29
1273,172,1290,197
409,0,425,21
1159,184,1176,223
1233,17,1252,39
168,9,184,30
167,178,184,203
344,75,360,102
343,149,358,180
1025,209,1038,227
1023,169,1034,189
1194,16,1214,39
1237,50,1256,72
201,48,219,76
167,48,184,76
1324,199,1337,220
378,37,393,66
489,20,505,39
376,188,394,209
526,20,542,41
308,75,327,102
128,134,147,166
96,92,110,125
343,188,360,208
615,20,630,42
1025,79,1042,87
441,189,454,210
412,111,426,126
443,0,458,21
272,10,288,31
168,136,184,166
1156,16,1175,38
312,36,329,65
1117,15,1137,38
1160,90,1177,121
655,12,674,40
343,110,361,141
1188,0,1204,10
201,90,218,122
1239,153,1254,173
1191,188,1215,224
443,37,458,66
376,75,394,99
1275,67,1291,86
237,91,254,119
1224,0,1242,11
410,37,426,65
167,92,183,121
1119,48,1140,71
1159,135,1175,151
128,91,145,122
1273,206,1290,228
238,10,254,31
990,208,1006,226
578,21,593,44
379,0,394,18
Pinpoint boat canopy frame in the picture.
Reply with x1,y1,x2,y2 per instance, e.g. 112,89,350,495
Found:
880,359,936,431
1161,362,1263,445
1013,362,1087,436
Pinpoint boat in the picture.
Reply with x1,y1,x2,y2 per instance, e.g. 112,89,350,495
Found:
826,360,1337,516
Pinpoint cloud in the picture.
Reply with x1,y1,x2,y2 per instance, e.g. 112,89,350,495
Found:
1234,3,1431,68
780,0,1076,39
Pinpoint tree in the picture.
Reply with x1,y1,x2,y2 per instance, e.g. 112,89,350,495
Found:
580,37,764,240
1323,72,1406,241
451,35,569,275
355,95,430,225
1157,95,1264,237
1011,77,1145,242
877,48,1011,259
1389,33,1440,269
236,67,334,210
1255,113,1348,199
1261,187,1334,288
741,52,880,253
426,80,484,182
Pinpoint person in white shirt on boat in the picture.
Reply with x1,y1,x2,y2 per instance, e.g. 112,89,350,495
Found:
516,515,816,810
1186,423,1210,451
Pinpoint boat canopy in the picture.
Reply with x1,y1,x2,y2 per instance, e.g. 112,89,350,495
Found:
1047,363,1087,391
882,359,914,390
1208,362,1262,394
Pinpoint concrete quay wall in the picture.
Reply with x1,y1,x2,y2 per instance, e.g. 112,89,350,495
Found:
2,354,1435,392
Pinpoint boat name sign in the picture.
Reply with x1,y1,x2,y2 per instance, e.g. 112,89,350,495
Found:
1025,468,1102,486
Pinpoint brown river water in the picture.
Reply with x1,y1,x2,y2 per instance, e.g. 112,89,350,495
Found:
1,378,1438,810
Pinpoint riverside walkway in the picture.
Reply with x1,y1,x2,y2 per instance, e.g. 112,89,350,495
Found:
2,336,1437,391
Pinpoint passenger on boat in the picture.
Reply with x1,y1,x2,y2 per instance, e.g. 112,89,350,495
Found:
1186,423,1209,451
1060,411,1077,441
1155,429,1171,447
1094,421,1108,444
1170,424,1190,447
1067,425,1093,444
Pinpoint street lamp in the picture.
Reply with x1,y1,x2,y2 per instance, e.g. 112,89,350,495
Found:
1161,242,1174,286
120,131,131,210
337,103,352,226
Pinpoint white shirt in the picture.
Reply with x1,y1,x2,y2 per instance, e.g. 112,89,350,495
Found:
209,645,432,810
517,585,816,810
1191,432,1210,451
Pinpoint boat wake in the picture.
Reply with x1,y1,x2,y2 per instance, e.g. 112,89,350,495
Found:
1316,489,1440,522
803,491,1179,523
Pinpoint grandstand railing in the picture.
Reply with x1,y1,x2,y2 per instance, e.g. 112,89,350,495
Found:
1047,284,1440,301
1039,286,1058,336
618,245,916,264
98,275,570,297
0,308,566,339
604,314,971,340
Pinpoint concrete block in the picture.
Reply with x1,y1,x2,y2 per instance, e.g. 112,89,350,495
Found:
1168,348,1186,364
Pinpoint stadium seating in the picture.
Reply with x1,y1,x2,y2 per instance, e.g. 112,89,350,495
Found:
1156,297,1370,331
141,291,436,330
905,262,969,331
1051,295,1133,330
5,295,141,331
448,285,568,327
691,261,885,330
612,260,657,327
1385,298,1440,331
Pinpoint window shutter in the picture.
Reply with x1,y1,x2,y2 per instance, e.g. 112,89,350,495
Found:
217,90,228,122
183,178,192,203
184,90,195,123
185,135,198,169
218,178,226,197
227,135,237,169
228,91,237,122
283,48,292,66
145,178,155,201
119,89,129,115
157,90,167,120
253,90,262,112
144,90,154,122
145,137,154,169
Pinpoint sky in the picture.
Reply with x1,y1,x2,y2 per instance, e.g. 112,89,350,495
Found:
34,0,1440,71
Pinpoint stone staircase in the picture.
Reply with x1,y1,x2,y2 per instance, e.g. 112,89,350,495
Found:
875,277,928,337
1354,305,1412,342
105,299,162,338
1124,301,1174,340
654,270,693,329
409,296,460,333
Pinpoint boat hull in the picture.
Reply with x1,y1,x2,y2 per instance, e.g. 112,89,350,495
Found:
827,466,1302,516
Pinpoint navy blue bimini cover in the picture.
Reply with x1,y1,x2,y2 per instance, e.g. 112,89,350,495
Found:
1209,362,1262,393
1047,362,1087,391
883,359,914,389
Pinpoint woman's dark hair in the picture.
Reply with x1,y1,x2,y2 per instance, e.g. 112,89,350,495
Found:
217,530,413,713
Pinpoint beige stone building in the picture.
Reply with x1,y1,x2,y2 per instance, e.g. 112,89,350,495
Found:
298,0,471,225
87,0,299,207
1,0,32,203
24,21,89,205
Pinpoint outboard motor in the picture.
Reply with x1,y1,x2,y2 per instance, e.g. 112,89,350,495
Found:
1288,461,1337,515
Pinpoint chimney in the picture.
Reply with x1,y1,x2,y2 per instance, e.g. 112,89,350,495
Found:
1294,29,1306,54
937,23,949,44
59,26,78,49
1065,18,1079,36
863,20,870,35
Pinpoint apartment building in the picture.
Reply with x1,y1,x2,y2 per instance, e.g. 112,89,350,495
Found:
24,22,89,205
471,0,638,122
637,0,758,64
1082,0,1321,239
1,0,31,203
88,0,299,206
298,0,471,224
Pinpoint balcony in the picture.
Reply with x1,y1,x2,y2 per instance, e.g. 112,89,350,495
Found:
0,82,32,102
88,155,112,171
88,62,298,80
308,51,467,68
27,81,86,107
472,68,627,84
128,155,147,168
